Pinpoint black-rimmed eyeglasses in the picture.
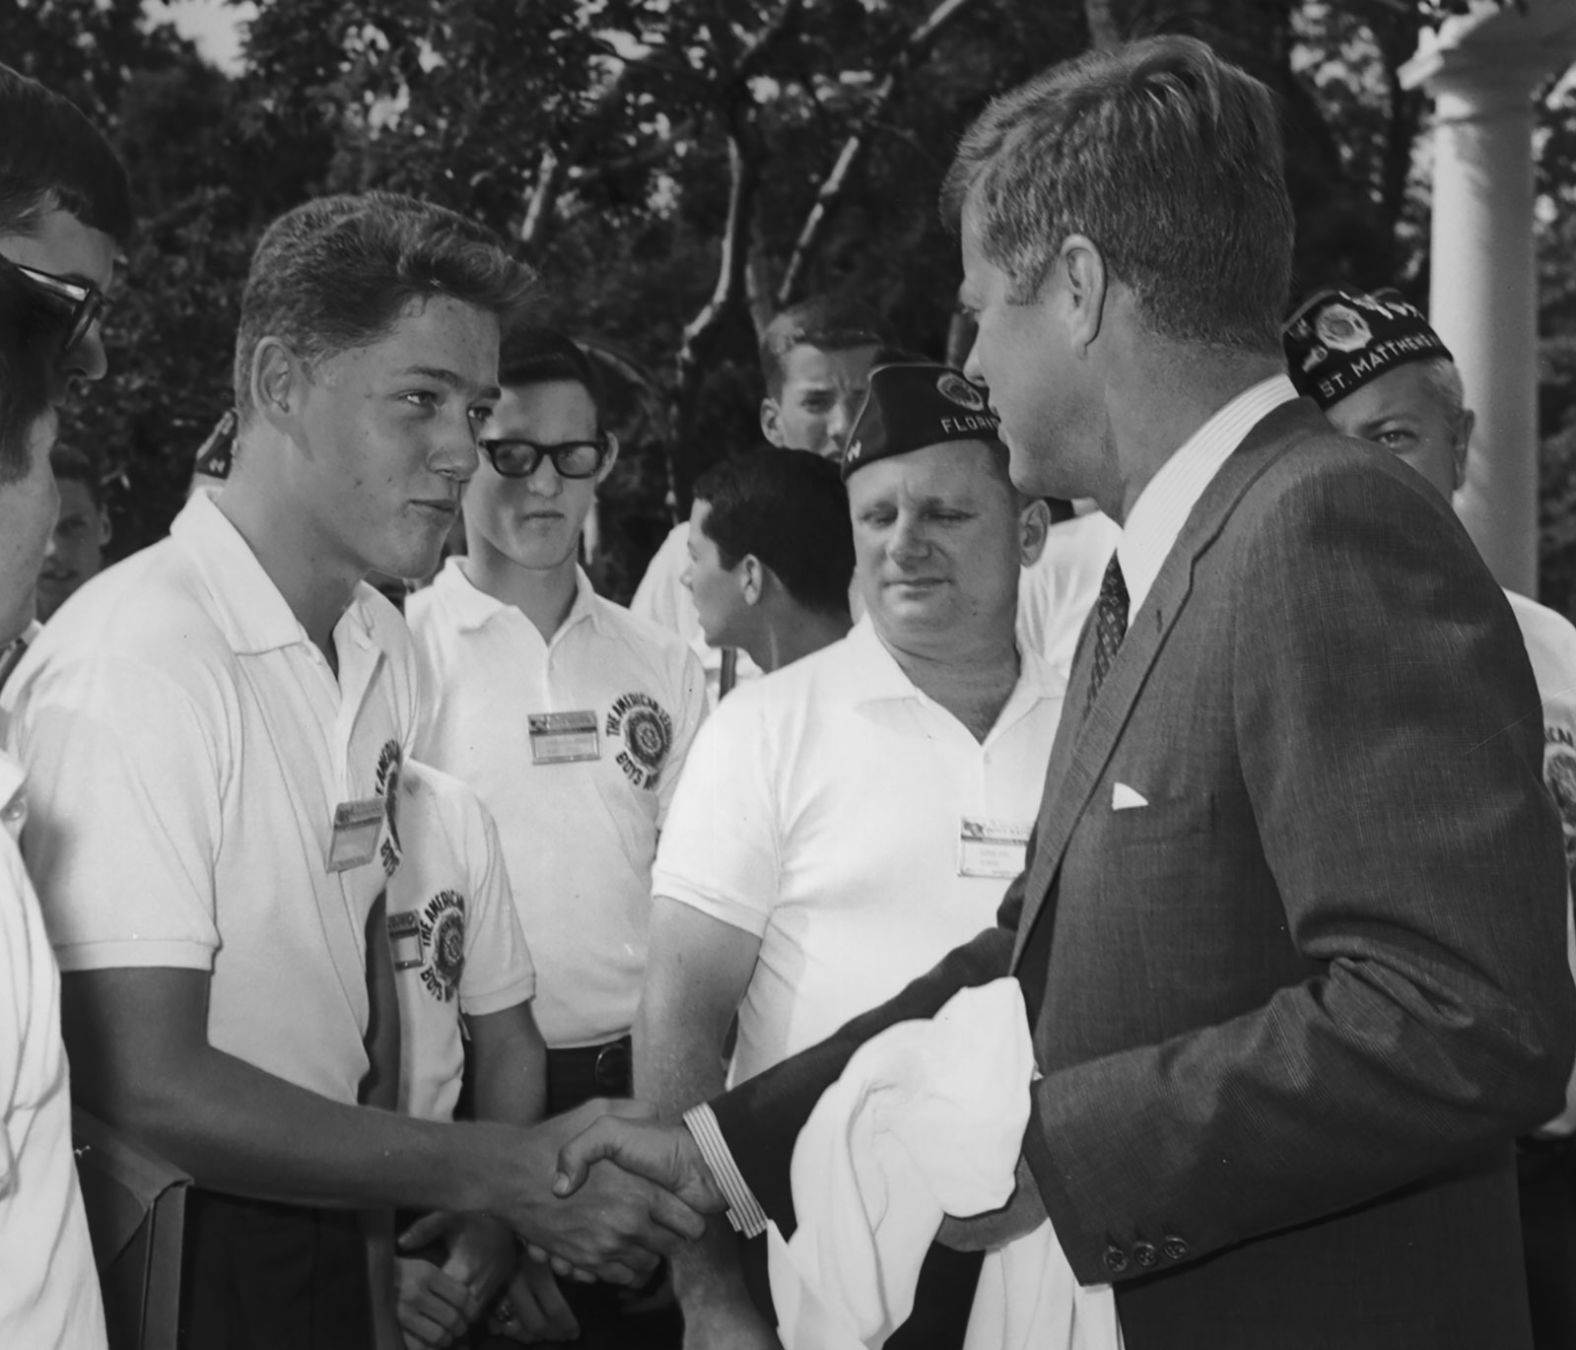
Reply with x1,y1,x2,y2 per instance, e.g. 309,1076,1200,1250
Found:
478,433,614,480
0,253,106,355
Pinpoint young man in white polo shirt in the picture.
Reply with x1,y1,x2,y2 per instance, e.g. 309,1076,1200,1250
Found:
408,325,707,1347
635,362,1062,1350
0,202,114,1350
4,196,713,1349
631,296,888,700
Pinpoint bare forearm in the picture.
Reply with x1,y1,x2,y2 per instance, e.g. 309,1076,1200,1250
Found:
634,1000,757,1316
91,1040,513,1213
469,1005,548,1127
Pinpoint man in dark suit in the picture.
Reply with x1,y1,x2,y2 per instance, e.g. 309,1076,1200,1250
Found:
558,36,1576,1349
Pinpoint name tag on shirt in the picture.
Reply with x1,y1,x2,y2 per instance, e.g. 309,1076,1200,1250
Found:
529,711,601,765
958,817,1031,879
328,797,385,873
386,910,424,971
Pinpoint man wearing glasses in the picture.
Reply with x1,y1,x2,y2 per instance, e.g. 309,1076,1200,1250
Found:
408,325,706,1347
0,63,126,392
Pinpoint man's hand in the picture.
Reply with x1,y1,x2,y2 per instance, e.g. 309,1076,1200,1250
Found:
395,1255,477,1350
488,1258,581,1343
552,1115,726,1216
492,1099,718,1285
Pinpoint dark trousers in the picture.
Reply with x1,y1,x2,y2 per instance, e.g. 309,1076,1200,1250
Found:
179,1188,372,1350
1520,1136,1576,1350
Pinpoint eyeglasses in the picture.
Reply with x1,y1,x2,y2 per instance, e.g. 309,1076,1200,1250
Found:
0,253,106,355
478,433,614,480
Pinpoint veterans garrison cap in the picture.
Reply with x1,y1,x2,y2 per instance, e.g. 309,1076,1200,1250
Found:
842,362,1002,480
1282,288,1452,411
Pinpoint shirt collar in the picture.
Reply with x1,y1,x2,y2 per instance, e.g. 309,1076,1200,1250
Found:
431,556,603,640
1117,374,1299,622
172,491,386,658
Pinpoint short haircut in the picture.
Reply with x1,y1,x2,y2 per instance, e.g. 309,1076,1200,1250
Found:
49,443,103,507
693,449,854,617
1418,355,1466,424
941,36,1293,356
0,63,133,241
233,192,536,418
498,325,603,415
0,262,73,485
759,295,892,398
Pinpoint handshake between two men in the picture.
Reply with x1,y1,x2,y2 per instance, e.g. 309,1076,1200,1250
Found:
471,1100,727,1285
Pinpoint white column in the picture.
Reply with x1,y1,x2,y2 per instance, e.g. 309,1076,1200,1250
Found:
1403,3,1576,597
1427,60,1543,594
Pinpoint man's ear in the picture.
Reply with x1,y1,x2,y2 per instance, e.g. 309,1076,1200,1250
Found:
1059,234,1108,358
250,337,307,438
97,508,112,549
595,432,621,486
1452,408,1475,495
1018,497,1051,567
760,398,788,448
739,554,766,606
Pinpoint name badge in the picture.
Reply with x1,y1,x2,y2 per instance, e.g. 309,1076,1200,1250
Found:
529,711,600,765
328,797,385,873
386,910,424,971
958,817,1030,879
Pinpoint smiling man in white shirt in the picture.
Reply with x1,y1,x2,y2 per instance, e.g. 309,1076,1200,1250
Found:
638,361,1060,1350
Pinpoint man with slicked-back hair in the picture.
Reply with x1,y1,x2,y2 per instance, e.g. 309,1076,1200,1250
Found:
553,37,1575,1349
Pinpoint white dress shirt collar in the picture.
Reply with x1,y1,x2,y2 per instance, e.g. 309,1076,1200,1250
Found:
1116,375,1299,623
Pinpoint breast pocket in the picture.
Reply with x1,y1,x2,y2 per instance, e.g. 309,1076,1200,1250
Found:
1100,787,1217,845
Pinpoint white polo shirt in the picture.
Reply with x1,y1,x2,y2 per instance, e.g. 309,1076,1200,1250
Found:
3,491,417,1104
652,617,1064,1083
389,761,537,1123
0,751,106,1348
630,520,763,702
1507,589,1576,1135
1014,511,1121,685
409,560,707,1047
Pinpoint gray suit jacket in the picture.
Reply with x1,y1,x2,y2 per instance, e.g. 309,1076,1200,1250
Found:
711,399,1576,1348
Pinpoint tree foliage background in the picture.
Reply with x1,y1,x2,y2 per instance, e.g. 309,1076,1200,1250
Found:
4,0,1574,605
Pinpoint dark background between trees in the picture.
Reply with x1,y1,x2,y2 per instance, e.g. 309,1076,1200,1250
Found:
5,0,1574,606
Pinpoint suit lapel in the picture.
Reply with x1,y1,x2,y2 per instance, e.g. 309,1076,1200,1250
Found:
1010,400,1325,969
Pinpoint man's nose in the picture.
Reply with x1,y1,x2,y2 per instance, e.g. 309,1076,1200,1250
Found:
432,416,480,484
961,336,984,386
888,513,929,561
62,324,109,386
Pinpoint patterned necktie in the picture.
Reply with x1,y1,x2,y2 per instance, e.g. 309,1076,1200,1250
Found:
1087,553,1129,711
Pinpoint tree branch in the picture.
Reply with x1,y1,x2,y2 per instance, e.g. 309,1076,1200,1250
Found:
774,0,979,308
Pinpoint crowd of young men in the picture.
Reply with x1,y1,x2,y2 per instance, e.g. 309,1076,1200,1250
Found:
3,31,1576,1350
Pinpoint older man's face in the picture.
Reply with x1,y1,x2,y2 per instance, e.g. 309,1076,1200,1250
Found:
1324,362,1470,502
849,439,1023,656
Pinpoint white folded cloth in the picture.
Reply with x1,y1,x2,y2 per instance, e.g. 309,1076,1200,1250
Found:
766,977,1122,1350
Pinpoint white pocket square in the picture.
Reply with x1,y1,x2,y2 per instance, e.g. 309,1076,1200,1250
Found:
1111,783,1149,811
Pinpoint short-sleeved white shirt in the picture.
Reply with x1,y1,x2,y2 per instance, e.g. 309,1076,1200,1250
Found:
0,751,106,1348
630,521,762,703
1014,511,1121,684
389,760,537,1123
409,560,707,1047
651,617,1064,1083
3,492,418,1103
1507,589,1576,1134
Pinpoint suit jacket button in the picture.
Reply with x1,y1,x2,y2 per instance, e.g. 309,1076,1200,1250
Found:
1133,1240,1158,1269
1161,1234,1189,1262
1103,1244,1129,1274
